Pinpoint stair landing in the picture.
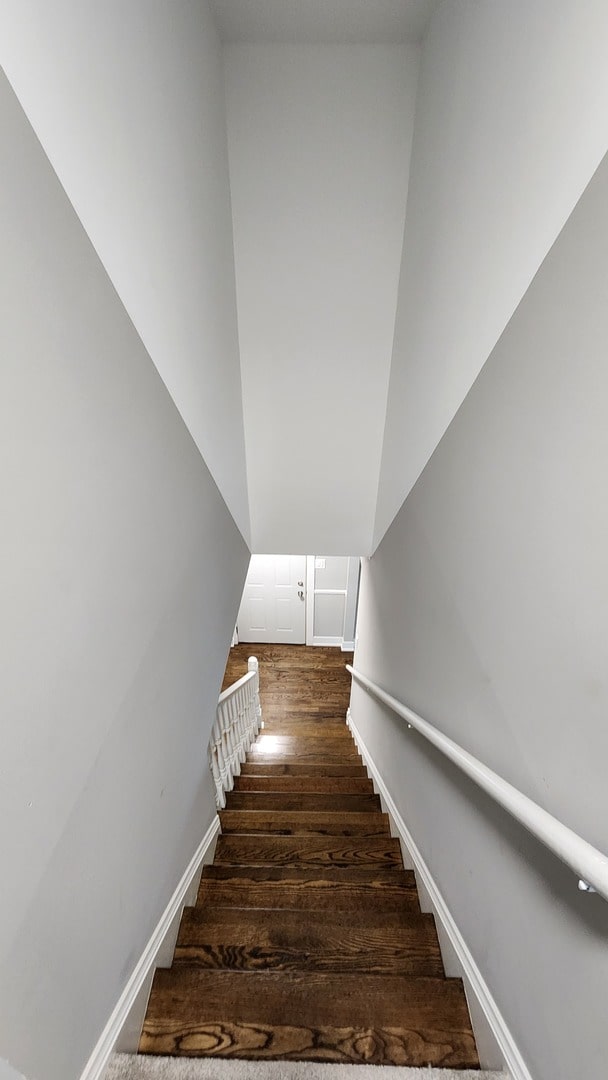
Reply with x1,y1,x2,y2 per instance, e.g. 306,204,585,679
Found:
139,644,479,1068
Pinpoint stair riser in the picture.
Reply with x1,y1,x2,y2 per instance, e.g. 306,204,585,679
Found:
250,739,358,756
239,763,367,777
197,882,419,912
180,906,437,934
219,811,391,835
144,969,473,1027
139,1021,477,1066
259,724,351,737
246,755,361,766
201,866,413,884
214,835,402,867
224,792,381,813
232,776,374,794
172,942,441,976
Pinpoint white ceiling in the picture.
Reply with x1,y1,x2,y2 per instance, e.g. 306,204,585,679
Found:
224,42,420,554
212,0,439,44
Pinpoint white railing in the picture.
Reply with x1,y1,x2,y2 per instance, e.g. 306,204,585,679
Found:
208,656,262,808
347,664,608,901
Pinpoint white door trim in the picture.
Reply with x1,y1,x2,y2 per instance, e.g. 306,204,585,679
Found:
305,556,316,645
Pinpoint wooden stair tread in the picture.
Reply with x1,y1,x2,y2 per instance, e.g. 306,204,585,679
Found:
224,792,380,813
225,645,351,663
139,1020,477,1066
197,881,419,914
259,723,351,737
261,687,350,697
219,810,390,835
201,865,414,884
198,865,416,904
262,693,352,702
175,907,442,976
258,671,352,684
142,645,478,1069
233,775,374,794
246,754,361,766
179,904,438,935
183,905,439,931
213,834,402,867
250,736,358,754
143,969,473,1029
140,971,477,1067
261,708,349,718
239,762,367,777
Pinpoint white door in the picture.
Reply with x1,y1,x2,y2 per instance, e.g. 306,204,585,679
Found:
237,555,307,643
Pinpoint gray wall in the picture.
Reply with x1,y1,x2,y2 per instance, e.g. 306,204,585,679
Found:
375,0,608,546
0,0,250,541
352,149,608,1080
0,73,249,1080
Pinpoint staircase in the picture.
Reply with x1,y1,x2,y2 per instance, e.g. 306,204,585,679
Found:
138,645,479,1068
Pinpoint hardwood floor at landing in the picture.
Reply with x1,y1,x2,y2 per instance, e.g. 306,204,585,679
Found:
139,644,479,1068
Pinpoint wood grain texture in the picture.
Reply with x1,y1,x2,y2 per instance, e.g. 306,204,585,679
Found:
197,866,419,913
179,906,441,934
232,775,374,794
224,791,381,813
140,971,477,1067
239,762,368,777
259,696,352,712
214,833,403,867
139,1020,477,1066
143,969,472,1029
219,810,391,836
259,722,352,737
175,906,444,976
250,736,359,756
140,643,477,1068
246,752,361,766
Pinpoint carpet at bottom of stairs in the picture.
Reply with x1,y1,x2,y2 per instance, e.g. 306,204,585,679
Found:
106,1053,507,1080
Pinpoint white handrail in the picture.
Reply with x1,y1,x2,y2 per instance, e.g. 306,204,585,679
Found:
218,669,255,705
347,664,608,901
208,656,262,808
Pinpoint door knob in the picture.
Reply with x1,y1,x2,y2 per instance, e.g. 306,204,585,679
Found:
298,590,304,600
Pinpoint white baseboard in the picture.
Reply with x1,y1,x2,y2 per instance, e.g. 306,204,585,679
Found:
80,815,221,1080
341,640,355,652
346,708,530,1080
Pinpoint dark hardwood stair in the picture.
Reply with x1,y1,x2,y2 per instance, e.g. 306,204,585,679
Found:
140,970,477,1066
233,773,374,793
197,865,419,912
250,735,361,756
245,751,362,766
219,809,391,835
140,643,479,1069
224,790,381,812
173,906,444,976
239,761,367,776
213,832,404,866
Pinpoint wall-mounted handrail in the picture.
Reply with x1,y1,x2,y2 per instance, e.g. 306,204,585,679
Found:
209,657,262,808
347,664,608,901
